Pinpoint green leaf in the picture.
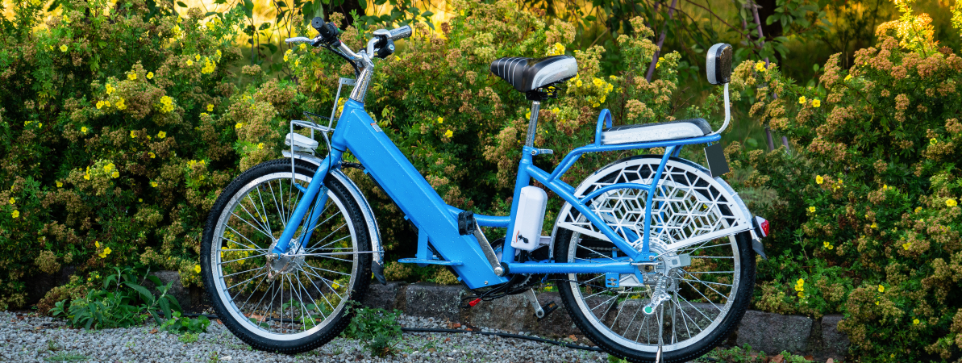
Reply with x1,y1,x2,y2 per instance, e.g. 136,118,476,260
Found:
165,294,182,312
358,0,367,10
258,22,272,30
159,297,171,321
123,281,155,305
177,1,188,7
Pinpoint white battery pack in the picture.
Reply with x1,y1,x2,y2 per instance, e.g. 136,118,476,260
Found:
511,186,548,251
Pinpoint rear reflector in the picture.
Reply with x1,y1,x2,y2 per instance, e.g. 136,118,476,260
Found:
755,216,769,237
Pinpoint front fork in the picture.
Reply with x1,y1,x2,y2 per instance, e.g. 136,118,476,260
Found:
270,149,343,258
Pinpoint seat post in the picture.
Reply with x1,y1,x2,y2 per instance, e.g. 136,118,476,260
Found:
524,101,541,147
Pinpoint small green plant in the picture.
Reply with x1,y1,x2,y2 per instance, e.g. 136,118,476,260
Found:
159,311,211,335
341,301,403,357
179,332,200,344
49,267,187,331
44,352,88,362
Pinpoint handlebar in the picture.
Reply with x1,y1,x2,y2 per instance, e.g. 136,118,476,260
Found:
283,19,413,104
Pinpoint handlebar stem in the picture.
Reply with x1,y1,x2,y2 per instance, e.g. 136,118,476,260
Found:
349,51,375,104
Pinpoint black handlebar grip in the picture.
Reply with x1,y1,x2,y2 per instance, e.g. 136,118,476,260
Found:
388,26,412,40
311,17,325,32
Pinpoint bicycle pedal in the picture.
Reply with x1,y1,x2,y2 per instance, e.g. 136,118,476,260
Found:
537,301,558,321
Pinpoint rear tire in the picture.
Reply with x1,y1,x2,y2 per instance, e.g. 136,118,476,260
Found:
552,157,756,362
201,159,371,354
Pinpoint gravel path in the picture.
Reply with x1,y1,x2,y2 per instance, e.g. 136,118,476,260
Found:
0,312,609,362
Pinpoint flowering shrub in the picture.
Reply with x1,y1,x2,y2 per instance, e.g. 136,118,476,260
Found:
0,0,713,311
0,0,304,309
722,3,962,358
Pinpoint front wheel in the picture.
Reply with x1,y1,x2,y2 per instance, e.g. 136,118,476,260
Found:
553,156,756,362
201,159,371,354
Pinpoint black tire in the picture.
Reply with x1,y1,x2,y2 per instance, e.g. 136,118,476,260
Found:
554,229,755,363
201,159,371,354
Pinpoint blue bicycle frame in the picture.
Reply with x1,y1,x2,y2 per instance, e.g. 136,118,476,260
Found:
270,101,722,290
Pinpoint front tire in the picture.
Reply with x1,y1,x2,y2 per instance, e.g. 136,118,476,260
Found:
201,159,371,354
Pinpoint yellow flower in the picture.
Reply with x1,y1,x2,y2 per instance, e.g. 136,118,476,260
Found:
812,99,821,108
146,72,154,80
59,45,67,52
63,15,69,23
235,123,243,129
575,80,582,87
930,138,938,145
547,43,565,56
816,175,824,184
200,113,208,118
823,241,833,250
99,247,112,258
878,285,885,293
915,206,923,213
105,84,114,95
808,206,816,213
755,61,766,72
81,126,88,134
130,131,137,139
111,171,119,179
186,60,193,66
9,197,14,205
913,319,920,325
207,104,214,112
332,281,340,289
283,55,289,62
257,143,264,150
149,152,156,159
194,265,201,273
83,174,90,180
552,108,560,114
151,181,158,187
871,222,877,229
12,210,19,218
845,74,853,81
138,199,142,202
798,96,807,105
444,129,453,138
195,54,201,62
158,131,166,139
299,43,306,51
437,117,443,124
128,72,137,81
655,58,661,69
947,199,958,207
93,241,99,248
104,101,110,108
903,242,911,250
56,181,63,188
96,101,104,109
104,163,114,172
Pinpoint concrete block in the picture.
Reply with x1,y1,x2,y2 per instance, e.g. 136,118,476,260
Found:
735,310,813,355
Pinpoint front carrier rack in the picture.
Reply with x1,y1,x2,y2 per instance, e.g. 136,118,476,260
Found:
284,77,356,175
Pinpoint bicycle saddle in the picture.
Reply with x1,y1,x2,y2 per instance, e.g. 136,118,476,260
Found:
601,118,712,144
490,56,578,93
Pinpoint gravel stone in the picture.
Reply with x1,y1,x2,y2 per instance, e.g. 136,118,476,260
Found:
0,311,608,362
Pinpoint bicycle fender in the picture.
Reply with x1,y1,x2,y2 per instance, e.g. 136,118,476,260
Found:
550,154,757,258
282,151,386,270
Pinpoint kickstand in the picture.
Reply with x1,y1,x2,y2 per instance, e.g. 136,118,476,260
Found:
655,302,665,363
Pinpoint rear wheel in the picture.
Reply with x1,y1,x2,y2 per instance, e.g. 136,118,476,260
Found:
201,159,371,353
553,158,755,363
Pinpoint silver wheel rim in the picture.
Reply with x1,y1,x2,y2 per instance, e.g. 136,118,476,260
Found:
210,172,359,341
564,177,741,353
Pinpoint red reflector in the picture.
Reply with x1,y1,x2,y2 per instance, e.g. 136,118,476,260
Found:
468,298,481,307
760,219,770,237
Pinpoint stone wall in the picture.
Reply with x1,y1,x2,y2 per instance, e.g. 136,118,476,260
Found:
110,273,853,361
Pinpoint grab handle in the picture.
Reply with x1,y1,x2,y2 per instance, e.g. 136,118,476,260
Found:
594,109,612,145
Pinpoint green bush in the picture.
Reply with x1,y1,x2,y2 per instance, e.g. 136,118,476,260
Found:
342,301,403,357
0,0,717,310
723,7,962,360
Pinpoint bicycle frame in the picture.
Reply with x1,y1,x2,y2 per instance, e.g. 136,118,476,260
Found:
270,100,722,289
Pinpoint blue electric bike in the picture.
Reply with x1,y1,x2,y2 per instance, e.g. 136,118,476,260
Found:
201,18,770,362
